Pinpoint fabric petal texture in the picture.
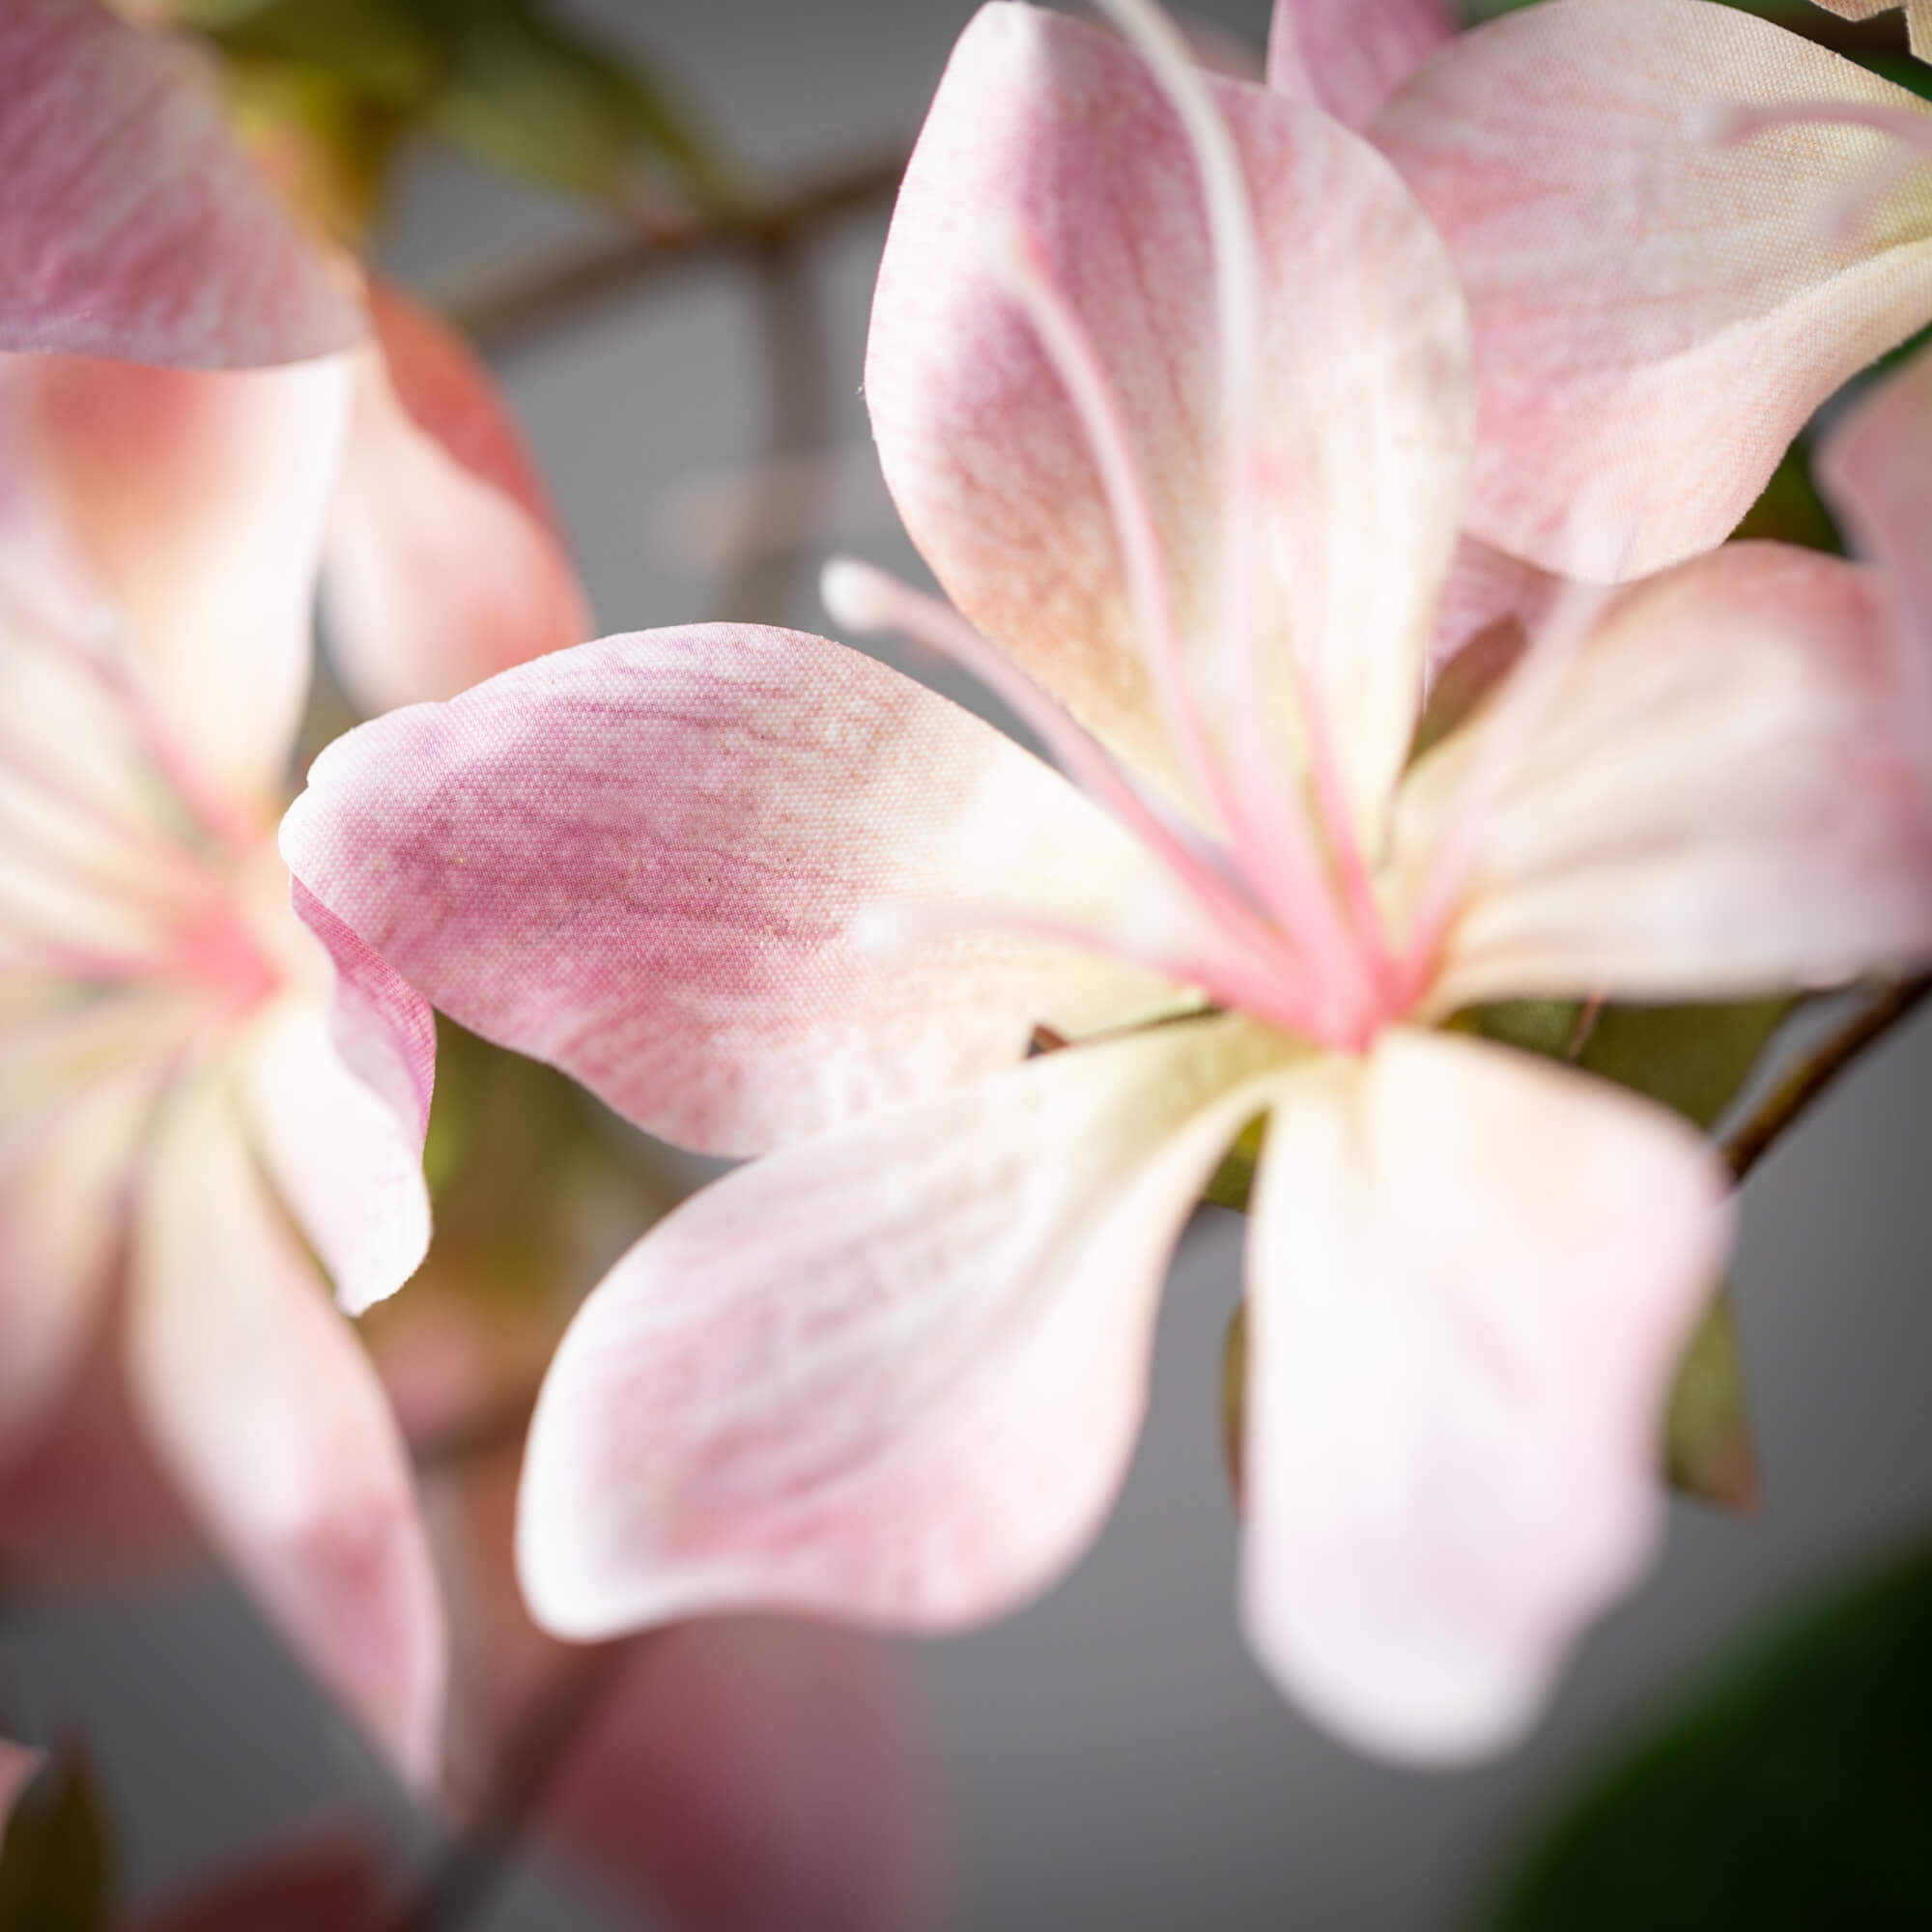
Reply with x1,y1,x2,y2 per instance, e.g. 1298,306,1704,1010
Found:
1241,1029,1729,1765
281,625,1181,1158
1265,0,1455,128
1397,543,1932,1011
126,1069,445,1785
1375,0,1932,577
868,0,1474,829
14,350,354,807
324,280,590,714
0,0,361,366
517,1015,1295,1640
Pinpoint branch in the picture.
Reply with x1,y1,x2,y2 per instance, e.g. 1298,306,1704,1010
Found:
440,149,909,352
1723,975,1932,1182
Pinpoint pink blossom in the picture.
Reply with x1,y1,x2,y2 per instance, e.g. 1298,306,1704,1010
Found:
1361,0,1932,578
281,2,1932,1762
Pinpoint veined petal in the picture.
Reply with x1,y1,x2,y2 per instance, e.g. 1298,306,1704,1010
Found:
1375,0,1932,578
868,2,1474,834
1242,1029,1728,1765
281,625,1182,1158
126,1068,445,1786
242,997,431,1318
0,0,361,366
19,351,354,807
1265,0,1455,128
1398,543,1932,1011
323,280,590,715
1809,0,1932,61
517,1014,1297,1641
1818,340,1932,668
0,1060,155,1461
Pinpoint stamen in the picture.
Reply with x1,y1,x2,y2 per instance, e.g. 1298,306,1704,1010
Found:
1393,580,1614,1000
1703,97,1932,242
822,557,1317,985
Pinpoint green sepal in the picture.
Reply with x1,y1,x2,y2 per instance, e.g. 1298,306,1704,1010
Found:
1202,1113,1265,1215
1662,1287,1758,1512
0,1750,115,1932
1481,1536,1932,1931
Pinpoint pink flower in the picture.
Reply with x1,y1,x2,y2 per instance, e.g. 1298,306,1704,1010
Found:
1356,0,1932,579
281,2,1932,1762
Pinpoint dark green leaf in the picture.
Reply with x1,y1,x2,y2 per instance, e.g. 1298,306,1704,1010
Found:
1479,1535,1932,1932
1662,1287,1758,1512
1577,999,1789,1130
0,1751,115,1932
1728,441,1842,554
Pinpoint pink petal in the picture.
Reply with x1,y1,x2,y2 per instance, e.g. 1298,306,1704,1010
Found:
280,626,1180,1158
1265,0,1456,128
0,1742,42,1841
242,998,432,1318
133,1831,387,1932
1809,0,1932,60
1397,542,1932,1011
0,0,361,366
1242,1028,1729,1764
323,280,591,715
867,2,1473,828
1374,0,1932,578
0,1060,155,1461
543,1619,939,1932
126,1069,445,1786
1819,340,1932,667
517,1014,1295,1640
17,350,354,806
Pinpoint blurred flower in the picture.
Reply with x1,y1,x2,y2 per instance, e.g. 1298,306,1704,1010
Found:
0,1743,42,1844
282,1,1932,1763
1367,0,1932,579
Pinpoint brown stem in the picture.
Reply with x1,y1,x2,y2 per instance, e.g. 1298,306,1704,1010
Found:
382,1637,650,1932
1722,975,1932,1182
440,149,908,353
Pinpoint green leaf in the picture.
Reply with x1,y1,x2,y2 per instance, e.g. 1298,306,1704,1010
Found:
1577,1000,1789,1130
1662,1287,1758,1512
0,1751,115,1932
210,0,440,102
1728,441,1842,554
1202,1113,1265,1215
1221,1299,1247,1508
1479,1535,1932,1932
1451,998,1586,1062
422,1,733,208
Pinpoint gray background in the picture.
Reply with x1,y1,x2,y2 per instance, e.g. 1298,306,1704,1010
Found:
6,3,1931,1927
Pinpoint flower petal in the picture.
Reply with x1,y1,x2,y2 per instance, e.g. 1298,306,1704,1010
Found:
867,2,1473,828
1818,340,1932,668
1265,0,1455,128
543,1618,939,1932
1398,542,1932,1011
0,0,361,366
126,1068,445,1786
1427,535,1563,684
281,625,1181,1158
0,1743,42,1842
1242,1028,1729,1765
517,1014,1295,1640
323,280,590,715
242,998,431,1318
17,350,354,806
1374,0,1932,578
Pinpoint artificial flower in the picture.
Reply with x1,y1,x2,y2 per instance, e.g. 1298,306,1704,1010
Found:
281,1,1932,1762
1363,0,1932,578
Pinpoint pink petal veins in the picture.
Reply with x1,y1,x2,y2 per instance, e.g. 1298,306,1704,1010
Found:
517,1015,1298,1640
0,0,361,366
324,280,591,714
1265,0,1457,128
281,625,1179,1158
1375,0,1932,578
1242,1029,1728,1765
127,1070,445,1786
1395,543,1932,1012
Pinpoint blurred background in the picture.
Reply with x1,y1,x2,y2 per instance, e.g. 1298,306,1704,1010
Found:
5,2,1932,1926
